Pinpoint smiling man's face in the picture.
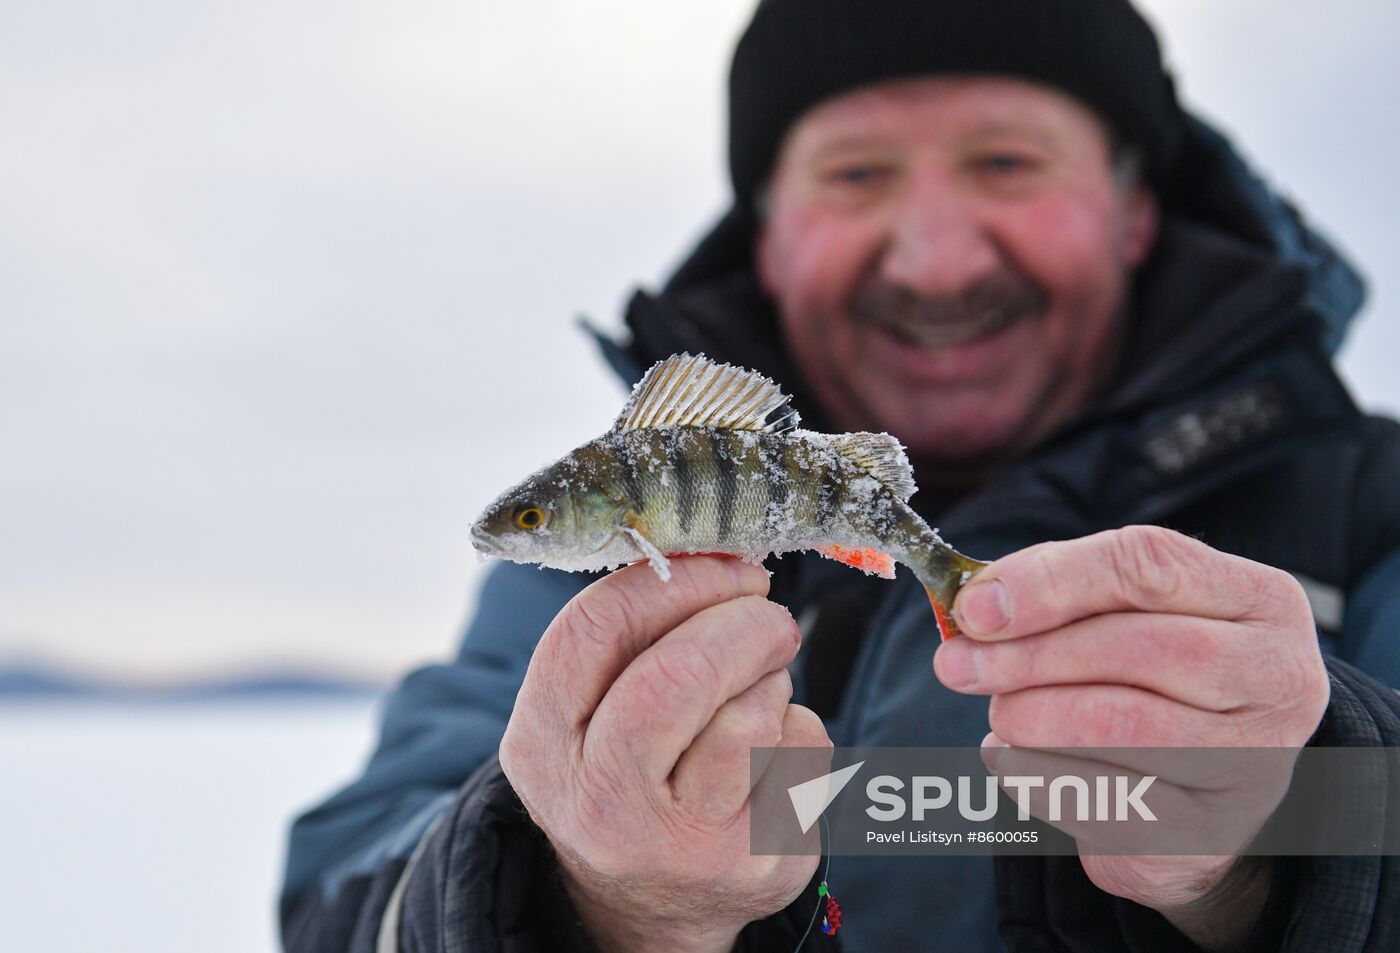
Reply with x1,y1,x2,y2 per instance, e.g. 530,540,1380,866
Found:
756,76,1159,483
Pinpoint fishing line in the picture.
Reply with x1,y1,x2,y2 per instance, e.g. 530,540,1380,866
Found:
792,813,841,950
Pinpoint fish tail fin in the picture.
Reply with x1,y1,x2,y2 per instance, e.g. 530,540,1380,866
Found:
926,592,959,642
918,549,990,642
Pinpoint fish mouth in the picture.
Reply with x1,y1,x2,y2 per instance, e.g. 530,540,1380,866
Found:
469,521,502,558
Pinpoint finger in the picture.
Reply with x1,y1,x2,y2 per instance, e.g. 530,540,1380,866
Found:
775,702,831,751
985,737,1296,794
772,704,833,859
933,612,1253,711
987,683,1230,750
952,526,1308,642
588,594,801,784
981,740,1267,857
521,555,771,736
980,733,1296,812
742,705,831,865
672,670,794,821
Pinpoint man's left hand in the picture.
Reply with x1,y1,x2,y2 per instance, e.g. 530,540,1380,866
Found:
933,525,1329,947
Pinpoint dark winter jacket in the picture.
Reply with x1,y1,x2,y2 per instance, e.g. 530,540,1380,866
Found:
280,116,1400,952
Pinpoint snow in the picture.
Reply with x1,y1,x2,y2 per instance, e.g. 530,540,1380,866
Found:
0,698,382,953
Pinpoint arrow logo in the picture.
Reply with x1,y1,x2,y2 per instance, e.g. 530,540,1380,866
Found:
786,761,865,834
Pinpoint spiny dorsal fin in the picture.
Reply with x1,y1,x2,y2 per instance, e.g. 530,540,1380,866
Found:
828,432,917,501
614,353,800,433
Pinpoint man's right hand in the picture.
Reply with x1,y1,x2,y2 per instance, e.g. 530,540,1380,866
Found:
499,555,828,953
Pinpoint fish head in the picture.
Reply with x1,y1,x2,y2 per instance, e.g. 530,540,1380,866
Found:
470,459,630,571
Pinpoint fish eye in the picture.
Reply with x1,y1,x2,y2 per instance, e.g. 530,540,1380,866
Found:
513,505,547,531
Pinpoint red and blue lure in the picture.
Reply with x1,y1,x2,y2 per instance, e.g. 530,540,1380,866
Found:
818,881,843,936
792,815,841,949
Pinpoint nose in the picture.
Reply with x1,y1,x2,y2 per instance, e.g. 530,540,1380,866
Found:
879,176,1001,296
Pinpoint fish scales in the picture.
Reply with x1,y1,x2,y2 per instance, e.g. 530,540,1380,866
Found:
470,352,988,640
707,430,739,542
603,428,924,561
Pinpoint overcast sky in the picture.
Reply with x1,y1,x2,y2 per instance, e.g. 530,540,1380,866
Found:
3,0,1397,682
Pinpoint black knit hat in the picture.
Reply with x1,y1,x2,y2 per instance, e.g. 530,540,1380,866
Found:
728,0,1183,211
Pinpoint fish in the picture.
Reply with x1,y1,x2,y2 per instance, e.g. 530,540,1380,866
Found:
469,353,988,640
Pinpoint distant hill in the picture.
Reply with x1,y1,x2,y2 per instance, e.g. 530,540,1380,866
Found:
0,663,384,701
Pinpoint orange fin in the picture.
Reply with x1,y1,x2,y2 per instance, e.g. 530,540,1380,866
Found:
816,545,896,579
920,551,986,641
924,576,968,643
925,586,962,642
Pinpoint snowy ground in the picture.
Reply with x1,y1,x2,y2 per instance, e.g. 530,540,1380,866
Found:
0,697,383,953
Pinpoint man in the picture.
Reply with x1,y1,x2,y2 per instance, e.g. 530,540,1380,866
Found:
280,1,1400,950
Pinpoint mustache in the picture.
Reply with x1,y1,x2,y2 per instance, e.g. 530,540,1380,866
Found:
848,270,1048,331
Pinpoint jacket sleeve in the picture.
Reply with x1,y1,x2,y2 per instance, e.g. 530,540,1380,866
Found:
279,560,835,952
279,561,594,952
379,753,836,952
1337,545,1400,688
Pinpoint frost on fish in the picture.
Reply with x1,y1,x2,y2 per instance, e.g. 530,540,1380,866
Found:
469,352,987,639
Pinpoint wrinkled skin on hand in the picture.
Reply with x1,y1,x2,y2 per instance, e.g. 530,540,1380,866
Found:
499,555,829,953
935,525,1329,951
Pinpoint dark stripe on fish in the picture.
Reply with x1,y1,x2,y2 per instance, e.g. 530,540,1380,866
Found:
784,440,809,527
611,435,646,511
817,461,843,530
709,432,737,542
868,488,899,538
761,433,795,531
760,435,788,513
667,429,695,535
